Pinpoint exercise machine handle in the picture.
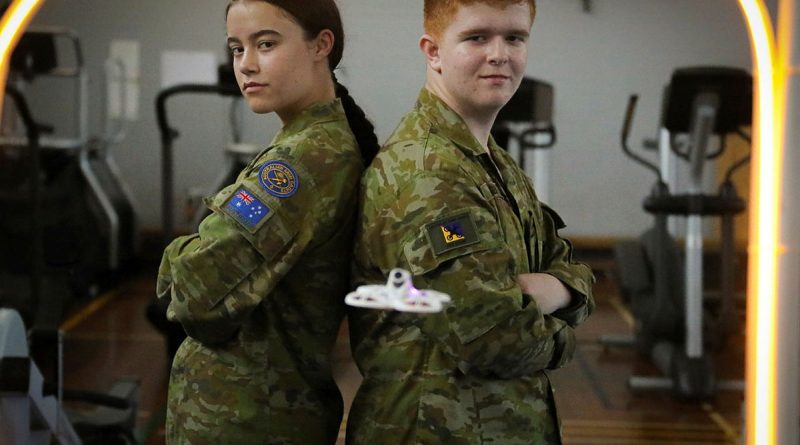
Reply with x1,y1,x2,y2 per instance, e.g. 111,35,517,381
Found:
520,125,557,149
155,83,239,145
5,85,41,144
4,85,43,317
621,94,662,182
155,83,240,245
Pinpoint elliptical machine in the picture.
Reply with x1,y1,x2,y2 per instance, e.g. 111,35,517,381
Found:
608,67,752,399
0,28,139,371
0,84,140,445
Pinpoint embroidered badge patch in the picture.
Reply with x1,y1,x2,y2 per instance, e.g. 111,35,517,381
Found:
441,224,466,244
425,212,480,256
259,160,299,198
223,187,271,230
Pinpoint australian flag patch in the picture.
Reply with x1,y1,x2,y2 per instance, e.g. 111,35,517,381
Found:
223,187,271,231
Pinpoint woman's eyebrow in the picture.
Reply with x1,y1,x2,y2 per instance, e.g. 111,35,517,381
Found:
227,29,281,45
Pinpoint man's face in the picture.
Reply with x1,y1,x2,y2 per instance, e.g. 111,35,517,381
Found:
427,2,532,120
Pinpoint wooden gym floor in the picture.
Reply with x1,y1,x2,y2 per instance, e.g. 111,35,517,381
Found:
56,248,745,445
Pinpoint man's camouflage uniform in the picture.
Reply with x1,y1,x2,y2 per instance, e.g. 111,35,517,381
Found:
157,100,362,445
347,89,595,445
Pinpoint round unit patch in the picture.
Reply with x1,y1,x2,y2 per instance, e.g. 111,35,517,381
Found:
259,160,299,198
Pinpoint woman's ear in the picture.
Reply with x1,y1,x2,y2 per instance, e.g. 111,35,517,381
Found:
313,29,335,60
419,34,441,73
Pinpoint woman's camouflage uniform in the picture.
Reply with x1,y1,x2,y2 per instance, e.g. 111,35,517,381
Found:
157,100,362,445
347,89,595,445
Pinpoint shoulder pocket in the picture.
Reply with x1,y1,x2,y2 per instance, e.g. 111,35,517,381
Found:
208,183,298,263
403,209,495,275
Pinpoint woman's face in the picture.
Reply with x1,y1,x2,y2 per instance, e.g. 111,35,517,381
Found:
226,1,325,122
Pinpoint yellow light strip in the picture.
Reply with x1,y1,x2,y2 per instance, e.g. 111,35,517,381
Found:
736,1,780,444
0,0,45,114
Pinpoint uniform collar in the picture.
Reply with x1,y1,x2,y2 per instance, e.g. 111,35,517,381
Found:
415,88,487,158
272,98,345,146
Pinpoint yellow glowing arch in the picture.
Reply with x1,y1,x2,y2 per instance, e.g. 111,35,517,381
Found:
0,0,45,113
737,0,786,444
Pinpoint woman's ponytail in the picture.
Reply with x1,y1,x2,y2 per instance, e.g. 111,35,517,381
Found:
335,81,379,166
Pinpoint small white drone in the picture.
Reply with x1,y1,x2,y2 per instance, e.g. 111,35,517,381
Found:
345,268,452,313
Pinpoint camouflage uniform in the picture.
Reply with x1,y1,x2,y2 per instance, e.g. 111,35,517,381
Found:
347,89,595,445
156,99,362,445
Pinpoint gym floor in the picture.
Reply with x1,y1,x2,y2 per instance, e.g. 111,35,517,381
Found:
58,246,746,445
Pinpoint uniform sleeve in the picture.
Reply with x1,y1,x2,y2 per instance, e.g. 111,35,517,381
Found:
357,169,574,379
156,233,200,301
158,150,342,346
537,204,596,327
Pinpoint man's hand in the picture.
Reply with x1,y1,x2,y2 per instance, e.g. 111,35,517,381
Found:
516,273,571,314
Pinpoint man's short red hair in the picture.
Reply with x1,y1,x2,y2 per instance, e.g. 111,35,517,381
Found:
424,0,537,38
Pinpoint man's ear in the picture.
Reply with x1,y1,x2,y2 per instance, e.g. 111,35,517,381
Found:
419,34,442,73
313,29,335,60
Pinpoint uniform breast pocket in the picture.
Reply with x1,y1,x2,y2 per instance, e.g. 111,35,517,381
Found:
478,181,508,228
478,180,503,200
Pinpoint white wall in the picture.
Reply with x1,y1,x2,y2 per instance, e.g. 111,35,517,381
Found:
28,0,760,238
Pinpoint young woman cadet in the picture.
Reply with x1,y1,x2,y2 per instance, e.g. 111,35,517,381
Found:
155,1,378,444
